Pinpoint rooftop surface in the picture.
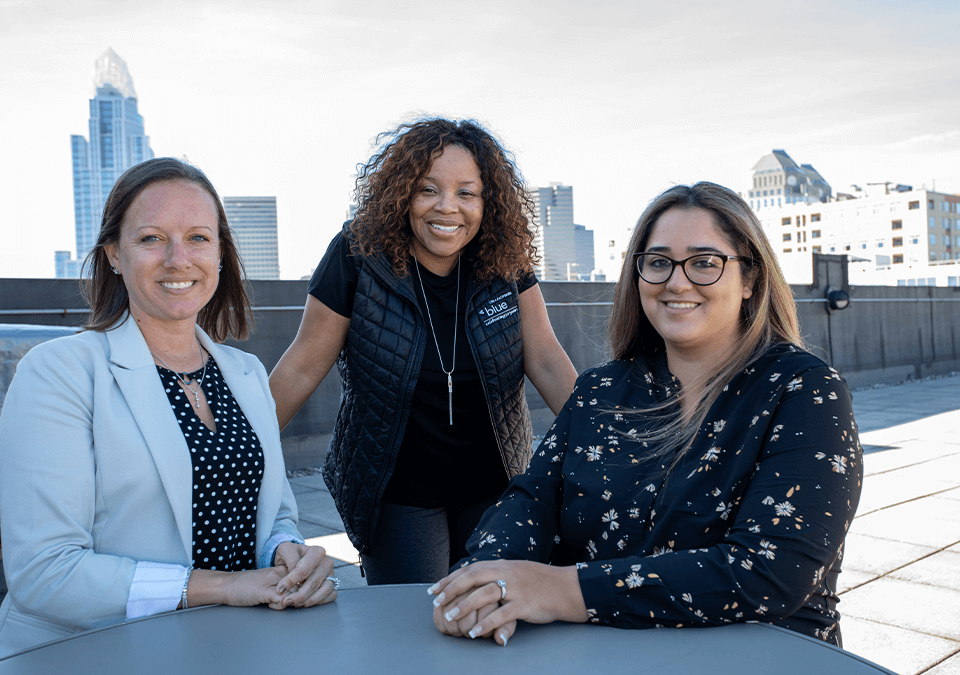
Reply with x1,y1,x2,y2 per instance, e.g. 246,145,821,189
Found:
293,373,960,675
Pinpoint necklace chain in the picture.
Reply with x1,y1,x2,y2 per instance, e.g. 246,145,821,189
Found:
412,252,460,426
151,342,207,409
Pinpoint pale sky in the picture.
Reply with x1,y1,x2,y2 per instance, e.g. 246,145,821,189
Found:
2,0,958,280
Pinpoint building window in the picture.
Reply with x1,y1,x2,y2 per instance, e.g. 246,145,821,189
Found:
930,217,937,228
908,201,920,210
782,217,791,226
893,254,904,264
911,236,919,244
783,248,792,253
930,234,937,245
861,243,867,249
945,218,952,230
844,245,851,251
945,235,952,246
929,200,936,209
877,242,884,248
812,246,821,253
783,233,792,242
893,237,903,247
930,252,937,261
891,219,902,230
811,213,821,222
811,230,821,239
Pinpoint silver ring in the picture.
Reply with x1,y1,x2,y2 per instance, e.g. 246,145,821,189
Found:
496,579,506,601
325,576,341,590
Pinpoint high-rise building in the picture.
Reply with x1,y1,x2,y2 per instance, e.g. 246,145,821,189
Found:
530,183,595,280
574,224,595,282
223,197,280,280
60,49,154,277
744,150,831,212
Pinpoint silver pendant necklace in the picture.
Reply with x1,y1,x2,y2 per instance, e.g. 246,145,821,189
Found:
413,251,460,426
151,342,208,409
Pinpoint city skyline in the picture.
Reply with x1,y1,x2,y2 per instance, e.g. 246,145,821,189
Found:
1,0,958,280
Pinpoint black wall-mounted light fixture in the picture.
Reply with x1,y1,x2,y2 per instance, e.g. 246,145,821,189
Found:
825,285,850,313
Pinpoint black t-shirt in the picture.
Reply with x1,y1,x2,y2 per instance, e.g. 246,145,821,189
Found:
307,233,537,507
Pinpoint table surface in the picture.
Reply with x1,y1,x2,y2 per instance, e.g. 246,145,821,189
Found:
0,584,896,675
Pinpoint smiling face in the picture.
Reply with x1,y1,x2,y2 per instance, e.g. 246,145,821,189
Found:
638,207,754,364
105,179,221,334
408,144,484,276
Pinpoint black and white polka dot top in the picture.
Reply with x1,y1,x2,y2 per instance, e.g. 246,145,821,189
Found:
156,357,265,572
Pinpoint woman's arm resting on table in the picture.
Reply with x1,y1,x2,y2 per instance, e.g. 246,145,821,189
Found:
269,296,350,430
518,285,577,415
430,560,588,646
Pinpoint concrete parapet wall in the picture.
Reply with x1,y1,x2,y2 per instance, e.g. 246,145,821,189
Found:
1,255,958,468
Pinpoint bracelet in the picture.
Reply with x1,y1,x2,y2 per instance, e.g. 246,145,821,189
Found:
181,567,193,610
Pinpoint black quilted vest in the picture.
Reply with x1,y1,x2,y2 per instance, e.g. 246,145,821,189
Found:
321,249,533,553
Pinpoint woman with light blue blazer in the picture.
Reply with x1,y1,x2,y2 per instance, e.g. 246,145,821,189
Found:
0,158,338,656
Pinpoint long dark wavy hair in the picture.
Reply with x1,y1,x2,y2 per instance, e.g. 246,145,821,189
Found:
81,157,252,341
607,182,803,471
349,118,538,281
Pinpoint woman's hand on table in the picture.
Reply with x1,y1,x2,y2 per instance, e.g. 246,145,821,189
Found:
428,560,589,646
273,542,338,608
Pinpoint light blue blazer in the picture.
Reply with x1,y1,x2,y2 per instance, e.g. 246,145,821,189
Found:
0,317,301,654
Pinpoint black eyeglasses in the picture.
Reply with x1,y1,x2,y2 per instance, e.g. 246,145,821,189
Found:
634,252,748,286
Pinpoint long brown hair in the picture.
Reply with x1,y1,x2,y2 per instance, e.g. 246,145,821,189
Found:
608,182,802,469
349,118,538,281
81,157,252,341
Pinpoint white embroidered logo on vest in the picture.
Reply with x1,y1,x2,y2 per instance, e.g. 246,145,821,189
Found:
478,291,518,326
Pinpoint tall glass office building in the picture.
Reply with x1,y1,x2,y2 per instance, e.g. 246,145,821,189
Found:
59,49,153,277
223,197,281,280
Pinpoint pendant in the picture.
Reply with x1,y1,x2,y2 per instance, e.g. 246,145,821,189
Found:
447,373,453,426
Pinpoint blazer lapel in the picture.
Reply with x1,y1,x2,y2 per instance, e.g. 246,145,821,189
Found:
106,317,194,562
198,330,283,558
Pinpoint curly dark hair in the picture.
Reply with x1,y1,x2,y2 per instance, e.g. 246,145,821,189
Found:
349,118,538,281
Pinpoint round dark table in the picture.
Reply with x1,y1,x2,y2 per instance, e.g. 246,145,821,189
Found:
0,584,896,674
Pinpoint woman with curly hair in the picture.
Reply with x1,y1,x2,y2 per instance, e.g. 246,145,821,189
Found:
270,118,577,584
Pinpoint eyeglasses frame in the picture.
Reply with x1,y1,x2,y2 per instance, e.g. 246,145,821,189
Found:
633,252,750,287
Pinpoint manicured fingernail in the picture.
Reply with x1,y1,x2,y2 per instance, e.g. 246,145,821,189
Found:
444,607,460,622
499,631,509,647
432,592,445,607
468,626,481,639
427,583,439,595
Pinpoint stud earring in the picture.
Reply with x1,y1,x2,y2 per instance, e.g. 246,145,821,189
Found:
111,266,120,275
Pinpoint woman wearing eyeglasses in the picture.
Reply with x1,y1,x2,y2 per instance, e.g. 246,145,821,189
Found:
431,182,862,648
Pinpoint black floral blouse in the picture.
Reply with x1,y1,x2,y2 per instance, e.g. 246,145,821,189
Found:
461,343,862,646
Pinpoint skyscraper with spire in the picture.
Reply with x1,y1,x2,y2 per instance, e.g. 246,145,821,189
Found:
58,49,153,277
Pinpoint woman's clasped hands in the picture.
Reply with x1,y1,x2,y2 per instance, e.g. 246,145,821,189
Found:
273,542,339,608
428,560,589,647
209,542,337,611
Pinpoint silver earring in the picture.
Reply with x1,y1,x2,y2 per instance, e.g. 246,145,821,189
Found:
111,266,120,275
219,265,223,271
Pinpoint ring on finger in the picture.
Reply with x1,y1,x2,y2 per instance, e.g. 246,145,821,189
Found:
325,576,341,590
495,579,506,601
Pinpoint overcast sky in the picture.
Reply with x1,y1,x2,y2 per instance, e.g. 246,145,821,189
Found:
2,0,958,280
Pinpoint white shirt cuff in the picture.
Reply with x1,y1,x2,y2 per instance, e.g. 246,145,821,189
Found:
125,561,189,620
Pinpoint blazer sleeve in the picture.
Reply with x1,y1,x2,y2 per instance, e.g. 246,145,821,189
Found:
0,339,138,629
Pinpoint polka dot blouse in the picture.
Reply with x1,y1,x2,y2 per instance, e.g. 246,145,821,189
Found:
157,357,265,572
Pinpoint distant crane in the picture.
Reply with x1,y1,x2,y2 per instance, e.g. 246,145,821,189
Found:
866,182,893,195
866,182,913,194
